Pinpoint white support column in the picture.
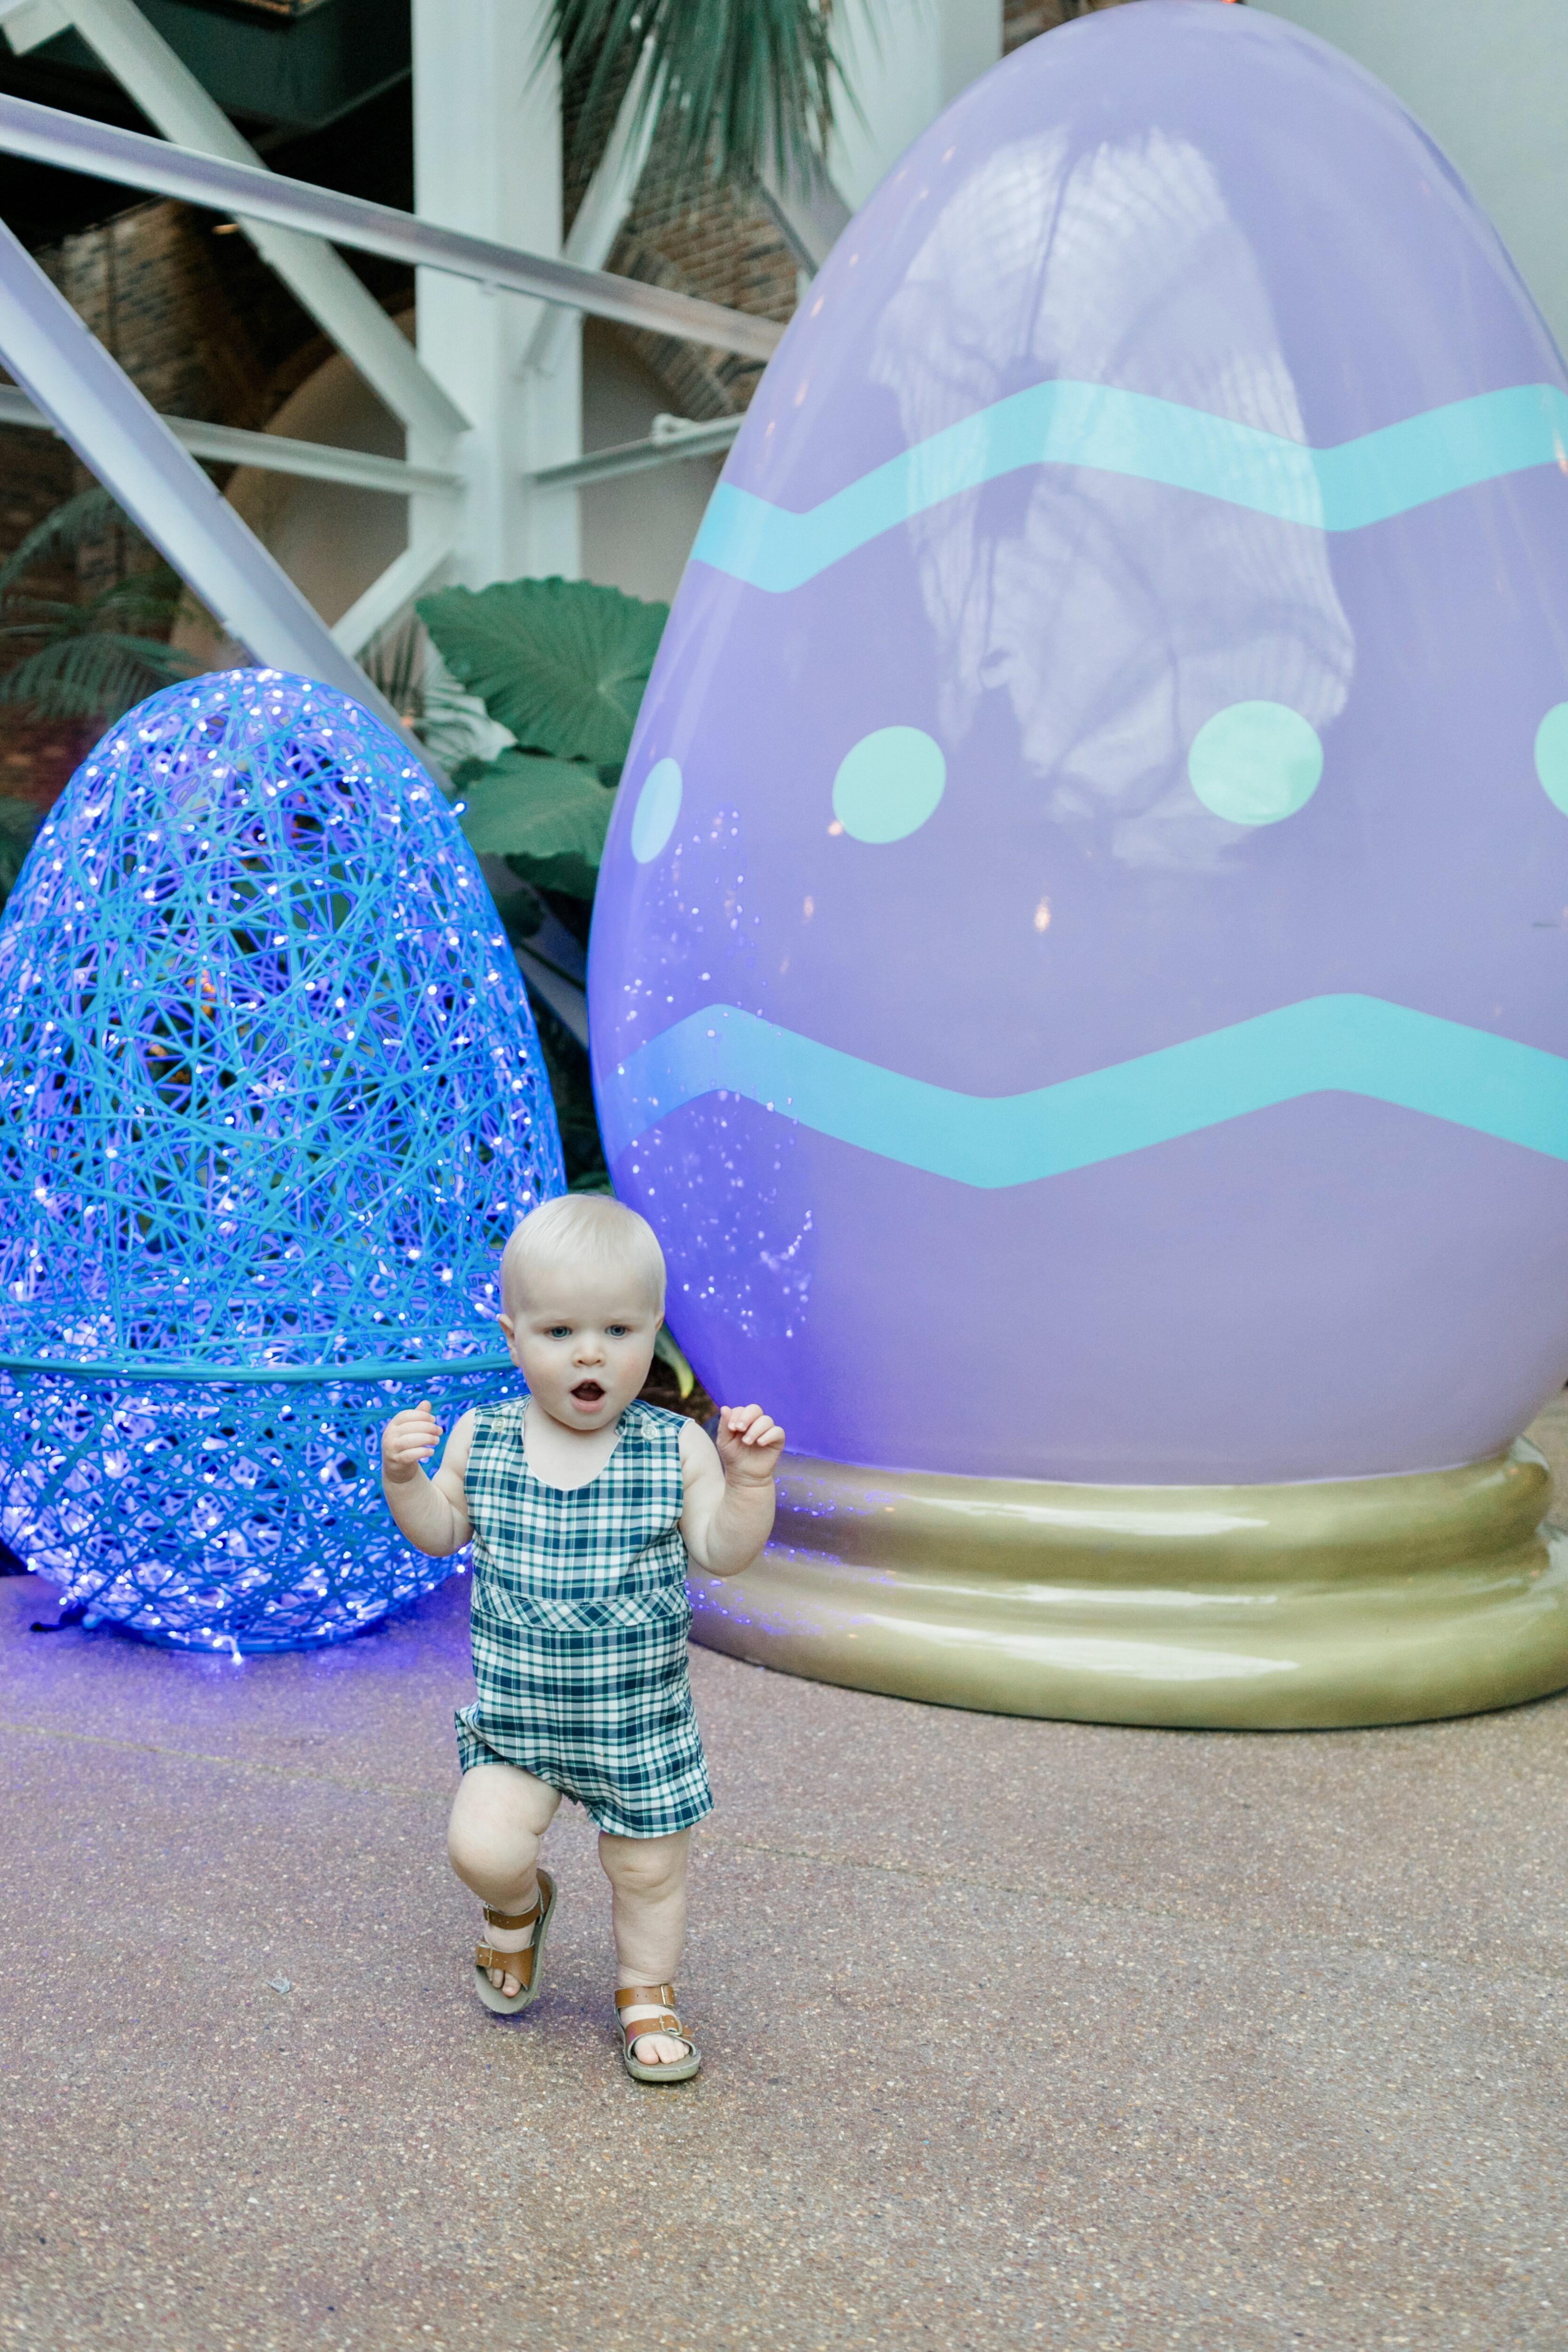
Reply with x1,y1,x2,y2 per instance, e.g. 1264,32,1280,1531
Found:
413,0,580,588
829,0,1004,212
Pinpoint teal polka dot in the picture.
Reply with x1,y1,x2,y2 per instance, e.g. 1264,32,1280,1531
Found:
630,757,682,863
1188,702,1324,826
832,727,946,843
1536,705,1568,814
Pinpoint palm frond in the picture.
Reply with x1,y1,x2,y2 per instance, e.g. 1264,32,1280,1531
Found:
361,617,500,775
0,600,83,633
552,0,849,187
0,481,199,728
0,631,195,722
0,485,126,598
0,794,41,903
362,613,424,716
88,570,188,629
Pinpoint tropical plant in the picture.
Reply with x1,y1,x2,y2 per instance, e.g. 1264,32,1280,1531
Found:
553,0,848,189
360,615,500,779
417,573,666,912
0,795,41,914
0,486,198,725
416,572,695,1398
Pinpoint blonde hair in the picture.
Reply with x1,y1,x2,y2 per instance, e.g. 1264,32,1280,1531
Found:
500,1193,665,1319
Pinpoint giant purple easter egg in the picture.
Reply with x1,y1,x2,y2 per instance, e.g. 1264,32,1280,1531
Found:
590,1,1568,1486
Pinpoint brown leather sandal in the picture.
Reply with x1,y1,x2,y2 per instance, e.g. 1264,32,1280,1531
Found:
473,1868,556,2015
615,1983,701,2083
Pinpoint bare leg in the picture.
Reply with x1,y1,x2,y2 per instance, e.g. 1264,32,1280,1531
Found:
448,1763,561,1996
599,1827,692,2067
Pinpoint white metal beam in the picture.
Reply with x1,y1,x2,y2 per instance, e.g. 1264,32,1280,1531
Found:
412,0,576,591
757,151,853,275
19,0,468,445
0,1,67,48
0,211,412,731
525,38,662,379
531,413,741,492
329,538,455,660
0,381,462,493
0,92,786,364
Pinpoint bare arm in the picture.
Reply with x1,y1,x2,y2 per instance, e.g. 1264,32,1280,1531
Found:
381,1403,476,1557
679,1404,786,1579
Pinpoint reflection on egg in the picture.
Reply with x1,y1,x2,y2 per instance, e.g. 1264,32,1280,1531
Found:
0,671,560,1649
592,1,1568,1490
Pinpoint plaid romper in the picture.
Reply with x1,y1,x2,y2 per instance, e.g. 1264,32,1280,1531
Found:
454,1397,713,1840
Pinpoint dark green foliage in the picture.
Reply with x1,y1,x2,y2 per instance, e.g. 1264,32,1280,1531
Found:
418,576,693,1270
418,574,669,903
457,747,615,899
0,796,40,913
530,995,607,1191
653,1326,696,1397
417,575,666,768
0,487,196,726
552,0,846,188
361,613,489,777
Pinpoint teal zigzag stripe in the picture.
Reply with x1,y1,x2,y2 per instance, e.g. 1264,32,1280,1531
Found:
691,381,1568,593
601,996,1568,1189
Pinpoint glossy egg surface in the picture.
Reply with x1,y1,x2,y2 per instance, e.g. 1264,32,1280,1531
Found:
591,1,1568,1485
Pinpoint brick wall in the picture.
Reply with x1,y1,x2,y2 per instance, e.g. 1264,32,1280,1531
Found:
1005,0,1138,48
0,200,409,810
587,7,1149,421
565,53,799,425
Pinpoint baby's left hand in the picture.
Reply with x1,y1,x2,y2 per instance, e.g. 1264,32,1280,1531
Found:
716,1402,786,1482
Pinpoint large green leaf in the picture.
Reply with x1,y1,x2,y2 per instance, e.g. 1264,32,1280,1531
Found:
458,749,614,899
418,576,667,767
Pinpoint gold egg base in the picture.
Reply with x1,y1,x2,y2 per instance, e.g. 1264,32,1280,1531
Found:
688,1442,1568,1729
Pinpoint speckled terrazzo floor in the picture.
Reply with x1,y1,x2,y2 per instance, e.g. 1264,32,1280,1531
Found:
4,1404,1568,2352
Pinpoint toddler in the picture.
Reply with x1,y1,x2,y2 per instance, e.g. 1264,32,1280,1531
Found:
381,1193,784,2083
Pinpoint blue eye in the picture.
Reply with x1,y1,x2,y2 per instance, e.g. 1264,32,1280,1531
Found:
1188,702,1324,826
832,726,947,842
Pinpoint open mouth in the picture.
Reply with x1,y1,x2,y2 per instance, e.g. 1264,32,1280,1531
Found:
570,1381,605,1406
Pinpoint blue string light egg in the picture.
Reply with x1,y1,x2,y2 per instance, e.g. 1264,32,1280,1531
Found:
0,669,563,1651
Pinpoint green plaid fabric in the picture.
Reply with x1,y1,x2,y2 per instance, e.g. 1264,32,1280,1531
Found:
454,1397,713,1839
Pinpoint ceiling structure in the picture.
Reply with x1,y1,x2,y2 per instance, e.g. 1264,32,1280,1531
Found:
0,0,410,244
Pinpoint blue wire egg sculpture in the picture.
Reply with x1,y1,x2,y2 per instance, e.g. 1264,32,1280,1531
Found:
0,669,564,1652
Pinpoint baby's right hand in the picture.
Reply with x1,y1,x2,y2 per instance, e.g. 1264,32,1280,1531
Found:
381,1401,443,1485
